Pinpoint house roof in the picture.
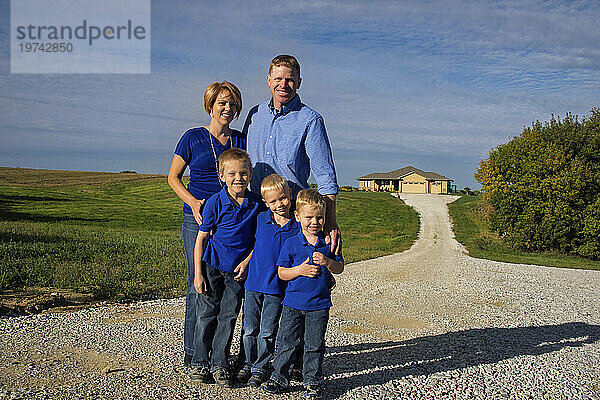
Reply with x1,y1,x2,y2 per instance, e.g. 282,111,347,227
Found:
357,166,452,181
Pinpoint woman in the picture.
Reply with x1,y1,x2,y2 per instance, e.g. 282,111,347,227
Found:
168,81,244,368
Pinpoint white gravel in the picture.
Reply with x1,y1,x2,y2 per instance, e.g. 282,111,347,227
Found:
1,194,599,399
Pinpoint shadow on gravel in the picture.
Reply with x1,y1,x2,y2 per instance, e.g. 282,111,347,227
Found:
325,322,600,398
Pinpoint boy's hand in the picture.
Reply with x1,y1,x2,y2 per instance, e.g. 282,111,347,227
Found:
296,256,320,278
312,251,331,268
234,262,248,281
194,275,207,295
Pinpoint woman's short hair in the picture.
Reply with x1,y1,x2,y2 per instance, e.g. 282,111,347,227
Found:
203,81,242,119
218,148,251,174
260,174,290,197
295,189,326,213
268,55,300,78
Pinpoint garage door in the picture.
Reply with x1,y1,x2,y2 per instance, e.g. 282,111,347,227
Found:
402,182,426,193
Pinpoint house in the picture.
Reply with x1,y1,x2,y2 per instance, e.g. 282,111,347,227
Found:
357,166,453,194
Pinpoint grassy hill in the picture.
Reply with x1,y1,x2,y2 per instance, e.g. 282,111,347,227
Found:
0,168,419,300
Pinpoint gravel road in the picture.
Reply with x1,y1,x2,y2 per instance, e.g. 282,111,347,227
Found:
2,194,599,399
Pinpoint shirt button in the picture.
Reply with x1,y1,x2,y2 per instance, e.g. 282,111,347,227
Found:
269,135,272,138
266,152,270,155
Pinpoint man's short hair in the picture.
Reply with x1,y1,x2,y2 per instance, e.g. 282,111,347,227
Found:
268,54,300,78
295,189,326,213
260,174,291,197
218,148,251,174
203,81,242,119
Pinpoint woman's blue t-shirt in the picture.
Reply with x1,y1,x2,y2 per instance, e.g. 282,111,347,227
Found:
174,127,246,214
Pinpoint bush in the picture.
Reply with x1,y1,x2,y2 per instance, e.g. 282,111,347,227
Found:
475,109,600,259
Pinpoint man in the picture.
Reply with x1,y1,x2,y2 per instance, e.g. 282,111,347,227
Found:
243,54,341,253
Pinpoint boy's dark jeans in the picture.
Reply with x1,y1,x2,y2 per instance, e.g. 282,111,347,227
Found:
242,290,283,375
270,305,330,386
192,264,244,371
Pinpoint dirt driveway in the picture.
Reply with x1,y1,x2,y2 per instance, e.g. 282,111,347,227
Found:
334,194,599,336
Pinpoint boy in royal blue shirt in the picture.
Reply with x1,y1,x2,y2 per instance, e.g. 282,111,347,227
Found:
236,174,299,387
262,189,344,400
191,148,263,387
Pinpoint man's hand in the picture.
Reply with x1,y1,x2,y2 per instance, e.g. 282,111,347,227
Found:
325,226,342,256
194,275,207,295
296,256,320,278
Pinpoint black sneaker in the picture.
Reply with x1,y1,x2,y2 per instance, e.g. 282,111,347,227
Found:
306,384,323,399
247,372,265,388
184,353,192,368
190,366,214,383
213,368,234,388
261,379,285,394
290,365,303,382
236,368,251,384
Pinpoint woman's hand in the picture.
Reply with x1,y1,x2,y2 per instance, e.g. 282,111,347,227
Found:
168,155,206,224
191,198,206,225
194,275,207,295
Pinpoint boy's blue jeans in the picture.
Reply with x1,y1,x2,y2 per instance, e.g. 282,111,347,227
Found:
182,213,200,356
242,290,283,375
270,305,330,386
192,263,244,371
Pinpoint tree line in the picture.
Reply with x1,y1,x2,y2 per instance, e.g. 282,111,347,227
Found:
475,108,600,260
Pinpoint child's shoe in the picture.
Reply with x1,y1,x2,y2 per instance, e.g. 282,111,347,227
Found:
236,368,251,384
247,372,266,388
261,378,286,394
190,366,214,383
212,368,234,388
184,353,192,368
290,364,303,382
305,384,323,399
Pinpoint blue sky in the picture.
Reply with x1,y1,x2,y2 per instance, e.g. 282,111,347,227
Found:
1,0,599,189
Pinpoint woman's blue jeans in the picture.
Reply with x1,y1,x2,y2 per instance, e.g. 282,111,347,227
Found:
182,213,200,356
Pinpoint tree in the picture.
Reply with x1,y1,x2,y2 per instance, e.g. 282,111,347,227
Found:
475,109,600,259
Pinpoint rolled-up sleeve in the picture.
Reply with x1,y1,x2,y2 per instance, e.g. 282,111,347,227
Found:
304,117,339,195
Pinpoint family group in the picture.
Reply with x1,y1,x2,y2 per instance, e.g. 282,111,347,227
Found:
167,54,343,400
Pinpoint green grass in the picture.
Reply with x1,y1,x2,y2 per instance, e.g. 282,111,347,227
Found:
337,191,419,263
0,168,419,300
448,195,600,270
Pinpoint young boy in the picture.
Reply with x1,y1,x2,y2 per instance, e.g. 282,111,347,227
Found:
191,148,263,387
236,174,299,387
261,189,344,400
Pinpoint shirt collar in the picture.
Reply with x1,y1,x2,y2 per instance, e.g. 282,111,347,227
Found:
295,229,326,247
218,186,249,208
268,94,301,116
264,214,297,230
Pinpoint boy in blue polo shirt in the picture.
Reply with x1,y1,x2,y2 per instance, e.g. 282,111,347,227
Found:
191,148,263,387
261,189,344,400
236,174,299,387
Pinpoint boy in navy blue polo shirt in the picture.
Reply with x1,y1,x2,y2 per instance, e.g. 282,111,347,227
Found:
261,189,344,400
191,148,263,387
236,174,299,387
